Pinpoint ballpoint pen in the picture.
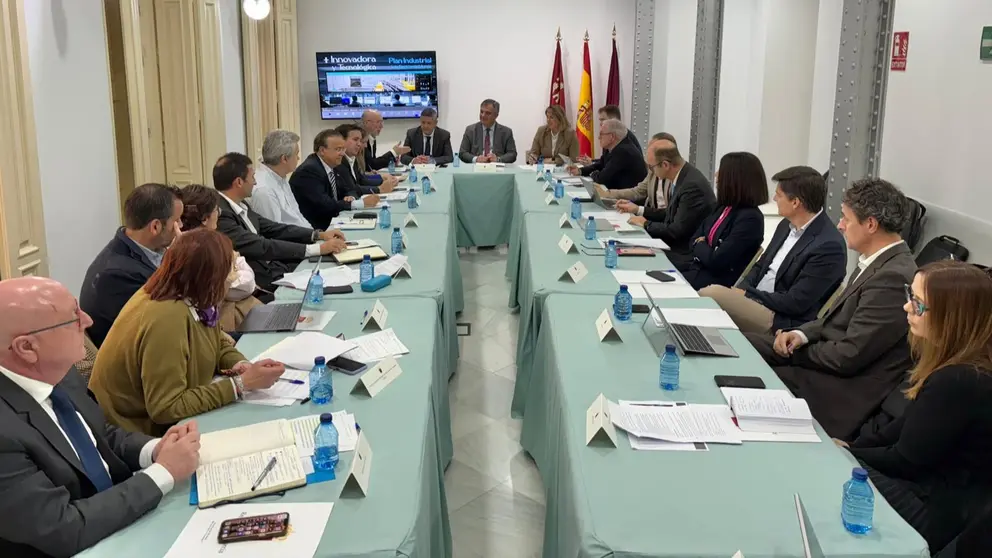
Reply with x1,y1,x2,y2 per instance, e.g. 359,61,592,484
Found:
250,456,278,492
278,378,305,385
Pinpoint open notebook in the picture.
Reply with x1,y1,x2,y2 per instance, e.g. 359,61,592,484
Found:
194,419,307,508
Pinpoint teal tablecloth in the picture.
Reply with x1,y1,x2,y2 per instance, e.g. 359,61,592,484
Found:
519,293,929,558
79,298,452,558
445,167,520,247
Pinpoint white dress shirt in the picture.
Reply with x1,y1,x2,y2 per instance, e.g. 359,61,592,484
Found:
0,365,174,495
550,131,559,155
220,193,322,258
756,210,823,293
250,164,311,228
319,158,365,211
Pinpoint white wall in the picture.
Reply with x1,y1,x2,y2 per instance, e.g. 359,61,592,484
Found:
219,0,246,153
716,0,763,158
806,0,842,171
653,0,696,149
23,0,120,296
296,0,636,154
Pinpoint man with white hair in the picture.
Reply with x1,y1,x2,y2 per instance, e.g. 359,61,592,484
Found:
360,109,410,171
568,118,646,190
250,129,313,228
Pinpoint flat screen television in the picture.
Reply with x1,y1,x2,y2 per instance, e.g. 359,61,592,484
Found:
316,50,438,120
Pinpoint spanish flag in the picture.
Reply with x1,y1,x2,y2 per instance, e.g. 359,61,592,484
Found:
576,32,594,157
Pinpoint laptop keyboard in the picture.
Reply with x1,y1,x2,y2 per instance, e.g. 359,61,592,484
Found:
263,303,302,330
671,323,716,354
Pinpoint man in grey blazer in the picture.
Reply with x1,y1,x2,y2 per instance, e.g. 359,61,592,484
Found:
745,178,917,441
458,98,517,163
0,277,201,557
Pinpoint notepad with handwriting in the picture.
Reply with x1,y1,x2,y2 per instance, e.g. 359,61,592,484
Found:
194,419,307,508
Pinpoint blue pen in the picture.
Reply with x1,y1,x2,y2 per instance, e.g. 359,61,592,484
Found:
278,378,305,385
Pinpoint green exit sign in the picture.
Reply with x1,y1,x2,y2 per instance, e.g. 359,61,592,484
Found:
982,26,992,60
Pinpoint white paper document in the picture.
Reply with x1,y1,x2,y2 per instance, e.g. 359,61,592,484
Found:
608,401,742,444
288,411,360,456
618,401,709,451
658,307,738,330
722,388,818,437
272,265,358,289
242,368,309,406
253,332,357,370
644,282,700,300
611,269,688,286
295,310,336,332
163,502,332,558
568,190,593,201
374,254,409,277
341,328,410,362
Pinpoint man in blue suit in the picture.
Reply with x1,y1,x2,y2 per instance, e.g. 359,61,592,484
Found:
701,166,846,333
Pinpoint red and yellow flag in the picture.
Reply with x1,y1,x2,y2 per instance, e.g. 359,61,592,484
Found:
576,33,594,157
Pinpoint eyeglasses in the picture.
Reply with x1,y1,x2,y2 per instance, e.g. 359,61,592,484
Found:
7,309,82,350
904,284,928,316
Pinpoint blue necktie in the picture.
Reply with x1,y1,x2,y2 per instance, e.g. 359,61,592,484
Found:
49,386,113,492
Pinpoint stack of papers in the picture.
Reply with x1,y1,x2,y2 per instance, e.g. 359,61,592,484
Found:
273,266,358,289
381,192,409,202
253,332,356,369
722,388,817,436
341,328,410,363
619,401,709,452
374,254,408,277
598,236,670,250
608,400,742,444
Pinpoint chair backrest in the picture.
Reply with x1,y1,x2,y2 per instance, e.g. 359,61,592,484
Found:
734,246,764,288
817,283,845,318
900,197,927,251
74,333,99,383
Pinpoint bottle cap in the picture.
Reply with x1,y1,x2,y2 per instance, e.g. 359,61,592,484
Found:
393,227,400,231
852,467,868,481
314,356,326,365
319,413,333,423
665,344,677,353
608,240,616,246
362,254,371,261
619,284,628,291
588,216,594,220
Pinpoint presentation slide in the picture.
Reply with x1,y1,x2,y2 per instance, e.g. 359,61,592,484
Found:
316,51,438,120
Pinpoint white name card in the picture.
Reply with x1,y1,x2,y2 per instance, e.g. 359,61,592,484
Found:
403,213,419,228
392,262,413,278
558,234,578,254
732,552,744,558
558,261,589,283
401,231,409,250
350,356,403,398
412,163,437,174
474,162,498,173
545,193,559,205
595,309,622,342
543,180,554,192
559,213,573,228
586,393,618,447
361,299,388,331
341,432,373,497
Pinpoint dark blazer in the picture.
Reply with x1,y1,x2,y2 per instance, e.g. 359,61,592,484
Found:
363,138,395,171
336,159,379,196
458,121,517,163
580,133,647,190
747,242,917,440
80,228,159,348
216,196,314,289
643,162,716,265
0,368,162,558
740,212,847,330
288,153,352,230
678,206,764,290
400,126,454,165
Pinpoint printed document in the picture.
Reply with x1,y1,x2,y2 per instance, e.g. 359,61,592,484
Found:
342,328,410,362
289,411,359,456
253,332,356,370
608,401,742,444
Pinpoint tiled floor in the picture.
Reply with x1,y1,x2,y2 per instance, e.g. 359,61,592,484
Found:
447,248,545,558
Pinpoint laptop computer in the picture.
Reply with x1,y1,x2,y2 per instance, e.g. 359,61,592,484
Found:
237,258,320,333
794,494,824,558
642,290,738,357
559,154,573,166
581,177,618,209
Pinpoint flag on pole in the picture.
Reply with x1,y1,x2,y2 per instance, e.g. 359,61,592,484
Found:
576,31,594,157
605,25,620,106
549,28,565,108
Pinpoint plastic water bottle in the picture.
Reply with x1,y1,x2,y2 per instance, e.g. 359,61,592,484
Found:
842,468,875,534
570,197,582,220
452,156,460,168
660,344,681,390
309,356,332,404
305,270,324,307
421,176,431,195
536,157,544,174
391,227,403,254
605,240,618,269
407,189,418,209
544,169,552,184
585,216,597,241
613,284,633,322
409,166,418,183
359,254,374,283
313,413,339,471
554,179,564,199
379,203,391,229
387,159,395,174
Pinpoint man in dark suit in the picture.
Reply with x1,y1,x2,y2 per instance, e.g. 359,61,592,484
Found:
401,107,454,165
289,129,380,230
360,109,410,171
745,178,917,441
701,166,847,333
80,183,182,347
458,98,517,163
576,105,643,166
214,152,347,289
335,123,398,196
622,140,715,266
568,119,646,190
0,277,200,557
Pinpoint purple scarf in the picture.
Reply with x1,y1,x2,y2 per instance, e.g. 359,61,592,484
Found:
196,306,219,328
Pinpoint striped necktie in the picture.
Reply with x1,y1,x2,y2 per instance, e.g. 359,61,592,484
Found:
328,169,339,199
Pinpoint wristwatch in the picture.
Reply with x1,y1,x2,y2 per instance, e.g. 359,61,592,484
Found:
311,230,324,242
232,375,245,399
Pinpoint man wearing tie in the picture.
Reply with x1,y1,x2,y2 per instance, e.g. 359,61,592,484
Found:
458,99,517,163
0,277,201,557
401,108,454,165
360,109,410,171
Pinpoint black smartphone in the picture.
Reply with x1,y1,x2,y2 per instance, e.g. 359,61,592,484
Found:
646,270,677,282
714,375,766,389
353,212,377,220
632,304,651,314
218,512,289,544
329,355,368,375
323,285,354,295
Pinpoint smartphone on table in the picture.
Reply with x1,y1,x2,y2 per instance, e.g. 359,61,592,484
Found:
329,355,368,375
217,512,290,544
714,375,766,389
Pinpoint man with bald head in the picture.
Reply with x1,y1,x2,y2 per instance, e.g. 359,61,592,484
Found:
0,277,201,557
360,109,410,171
567,118,647,190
